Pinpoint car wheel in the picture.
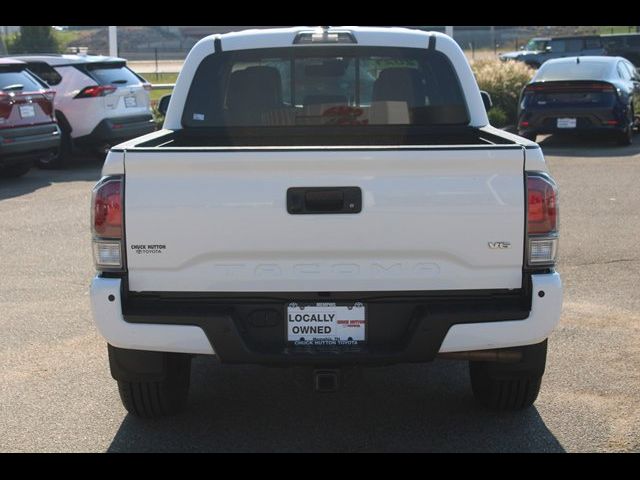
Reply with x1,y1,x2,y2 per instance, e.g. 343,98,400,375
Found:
519,131,537,142
37,126,71,169
469,340,547,411
91,143,111,161
616,109,634,146
111,347,192,419
0,161,32,178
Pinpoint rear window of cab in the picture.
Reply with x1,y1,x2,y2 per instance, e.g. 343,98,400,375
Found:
181,46,470,129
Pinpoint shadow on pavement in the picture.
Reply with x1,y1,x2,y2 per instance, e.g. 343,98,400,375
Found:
0,155,103,201
538,133,640,158
108,357,565,452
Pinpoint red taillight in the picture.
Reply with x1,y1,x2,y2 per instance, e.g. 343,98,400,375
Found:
520,120,530,127
527,175,558,234
75,85,117,98
526,173,559,267
92,178,122,238
92,176,124,271
0,92,11,119
525,82,615,93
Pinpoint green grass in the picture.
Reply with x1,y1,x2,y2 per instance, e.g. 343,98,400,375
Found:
133,72,179,104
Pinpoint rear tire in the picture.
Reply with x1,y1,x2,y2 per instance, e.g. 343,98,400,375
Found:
91,143,111,161
37,123,71,169
469,340,547,411
616,108,634,146
519,131,537,142
0,161,32,178
109,345,192,419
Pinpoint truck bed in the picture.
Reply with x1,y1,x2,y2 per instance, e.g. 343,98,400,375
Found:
115,125,531,150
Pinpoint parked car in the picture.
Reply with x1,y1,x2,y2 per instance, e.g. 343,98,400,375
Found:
602,33,640,65
498,37,550,65
518,56,640,145
500,35,606,69
10,54,155,168
91,27,562,418
0,58,60,178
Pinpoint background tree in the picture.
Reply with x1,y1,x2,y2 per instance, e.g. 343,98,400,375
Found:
7,26,61,54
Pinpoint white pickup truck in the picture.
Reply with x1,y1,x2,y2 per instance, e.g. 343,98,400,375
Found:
90,27,562,418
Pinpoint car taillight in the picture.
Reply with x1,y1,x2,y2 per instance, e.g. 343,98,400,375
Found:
91,176,124,271
526,173,559,267
43,90,55,102
75,85,117,98
0,92,11,118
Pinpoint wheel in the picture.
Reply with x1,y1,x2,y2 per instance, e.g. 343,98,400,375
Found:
0,161,32,178
519,131,537,142
91,143,111,161
525,62,540,69
469,340,547,411
616,108,634,146
109,345,192,419
37,121,71,169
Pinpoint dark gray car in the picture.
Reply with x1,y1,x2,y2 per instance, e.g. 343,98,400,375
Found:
500,35,606,69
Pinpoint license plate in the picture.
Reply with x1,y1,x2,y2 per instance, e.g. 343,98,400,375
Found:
19,105,35,118
287,302,366,346
124,95,137,108
557,117,577,128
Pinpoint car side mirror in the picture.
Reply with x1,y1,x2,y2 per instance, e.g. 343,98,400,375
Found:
545,46,552,53
158,94,171,116
480,91,493,112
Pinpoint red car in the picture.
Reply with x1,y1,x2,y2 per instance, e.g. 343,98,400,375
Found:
0,58,60,178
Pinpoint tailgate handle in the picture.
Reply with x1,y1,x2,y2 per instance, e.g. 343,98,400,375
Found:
287,187,362,214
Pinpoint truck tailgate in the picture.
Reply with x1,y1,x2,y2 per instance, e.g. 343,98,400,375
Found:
124,147,525,292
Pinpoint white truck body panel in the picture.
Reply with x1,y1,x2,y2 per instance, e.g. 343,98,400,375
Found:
91,26,562,366
91,273,562,354
124,146,525,292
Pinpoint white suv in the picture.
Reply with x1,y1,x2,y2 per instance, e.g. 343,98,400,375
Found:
12,54,155,168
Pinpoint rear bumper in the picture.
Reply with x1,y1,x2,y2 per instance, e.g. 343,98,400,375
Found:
90,273,563,364
74,114,155,147
0,124,60,166
518,106,629,135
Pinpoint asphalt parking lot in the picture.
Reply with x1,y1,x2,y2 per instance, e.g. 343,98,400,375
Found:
1,135,639,452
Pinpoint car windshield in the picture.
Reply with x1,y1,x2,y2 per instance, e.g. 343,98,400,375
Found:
525,39,547,51
535,61,611,81
182,46,469,129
